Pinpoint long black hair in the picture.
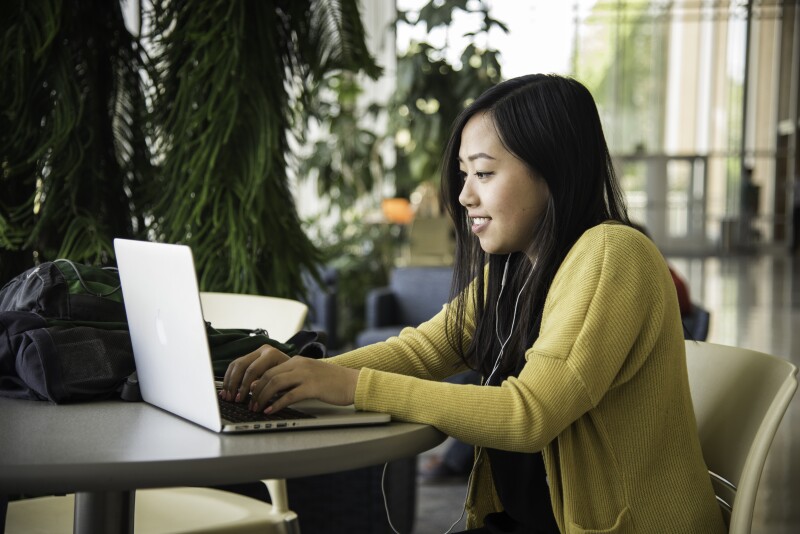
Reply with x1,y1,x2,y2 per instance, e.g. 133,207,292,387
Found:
440,74,629,378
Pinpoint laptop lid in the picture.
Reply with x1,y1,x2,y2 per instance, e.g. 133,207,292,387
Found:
114,239,389,433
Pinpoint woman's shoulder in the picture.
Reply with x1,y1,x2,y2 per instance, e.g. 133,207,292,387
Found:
552,222,666,290
579,220,649,242
572,221,659,262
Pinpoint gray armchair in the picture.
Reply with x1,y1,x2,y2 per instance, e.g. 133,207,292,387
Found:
356,266,453,348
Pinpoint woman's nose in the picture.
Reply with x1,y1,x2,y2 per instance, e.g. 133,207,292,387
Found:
459,178,476,207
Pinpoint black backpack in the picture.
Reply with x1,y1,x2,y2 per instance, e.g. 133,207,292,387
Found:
0,260,322,404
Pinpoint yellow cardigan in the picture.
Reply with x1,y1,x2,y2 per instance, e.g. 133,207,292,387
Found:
329,223,726,534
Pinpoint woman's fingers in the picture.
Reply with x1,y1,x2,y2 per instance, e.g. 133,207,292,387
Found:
250,368,303,413
249,357,360,413
263,385,303,414
249,357,303,411
221,351,258,401
220,345,290,402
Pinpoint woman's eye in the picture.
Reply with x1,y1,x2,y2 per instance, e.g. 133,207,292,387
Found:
459,170,493,180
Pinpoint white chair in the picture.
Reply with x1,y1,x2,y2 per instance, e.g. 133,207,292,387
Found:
6,484,298,534
199,292,308,343
684,341,798,534
6,293,308,534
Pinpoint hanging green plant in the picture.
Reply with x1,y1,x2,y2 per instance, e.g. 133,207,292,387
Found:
0,0,153,282
1,0,380,301
140,0,381,298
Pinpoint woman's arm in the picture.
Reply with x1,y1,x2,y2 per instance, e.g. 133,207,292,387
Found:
220,289,472,409
326,303,472,380
350,225,676,451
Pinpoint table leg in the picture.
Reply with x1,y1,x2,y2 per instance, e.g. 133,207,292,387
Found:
73,490,134,534
1,493,8,528
263,479,301,534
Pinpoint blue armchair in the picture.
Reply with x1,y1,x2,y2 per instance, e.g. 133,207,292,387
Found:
683,302,711,341
303,266,339,350
356,266,453,347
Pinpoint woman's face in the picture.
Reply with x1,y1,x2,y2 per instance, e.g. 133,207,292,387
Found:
457,112,550,259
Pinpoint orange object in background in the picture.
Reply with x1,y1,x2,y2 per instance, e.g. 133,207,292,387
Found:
382,198,414,224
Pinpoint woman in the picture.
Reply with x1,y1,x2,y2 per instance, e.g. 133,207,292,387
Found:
220,74,725,533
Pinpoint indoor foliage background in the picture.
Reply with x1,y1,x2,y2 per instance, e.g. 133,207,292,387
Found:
0,0,379,299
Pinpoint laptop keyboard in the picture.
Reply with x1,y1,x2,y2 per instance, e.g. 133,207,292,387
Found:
218,398,316,423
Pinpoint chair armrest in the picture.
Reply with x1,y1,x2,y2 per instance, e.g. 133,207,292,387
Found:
365,287,399,328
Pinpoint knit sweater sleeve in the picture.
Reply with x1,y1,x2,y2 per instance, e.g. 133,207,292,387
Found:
327,301,472,380
331,224,669,452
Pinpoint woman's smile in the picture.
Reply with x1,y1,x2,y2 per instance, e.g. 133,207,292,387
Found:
470,216,492,233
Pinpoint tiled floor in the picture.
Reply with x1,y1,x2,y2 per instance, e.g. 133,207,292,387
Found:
414,253,800,534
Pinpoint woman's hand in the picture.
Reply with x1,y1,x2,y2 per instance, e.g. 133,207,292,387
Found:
219,344,290,403
250,356,360,414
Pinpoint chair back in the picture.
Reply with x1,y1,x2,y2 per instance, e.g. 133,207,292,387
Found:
406,217,455,266
303,267,338,348
390,266,453,327
683,302,711,341
684,341,797,533
199,292,308,343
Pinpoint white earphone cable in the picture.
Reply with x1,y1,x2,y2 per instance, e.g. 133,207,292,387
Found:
381,256,536,533
488,260,534,384
381,448,485,534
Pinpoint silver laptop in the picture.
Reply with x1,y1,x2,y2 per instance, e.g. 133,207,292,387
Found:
114,238,390,433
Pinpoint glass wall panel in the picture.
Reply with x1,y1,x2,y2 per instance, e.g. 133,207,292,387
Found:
377,1,795,252
569,0,785,253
